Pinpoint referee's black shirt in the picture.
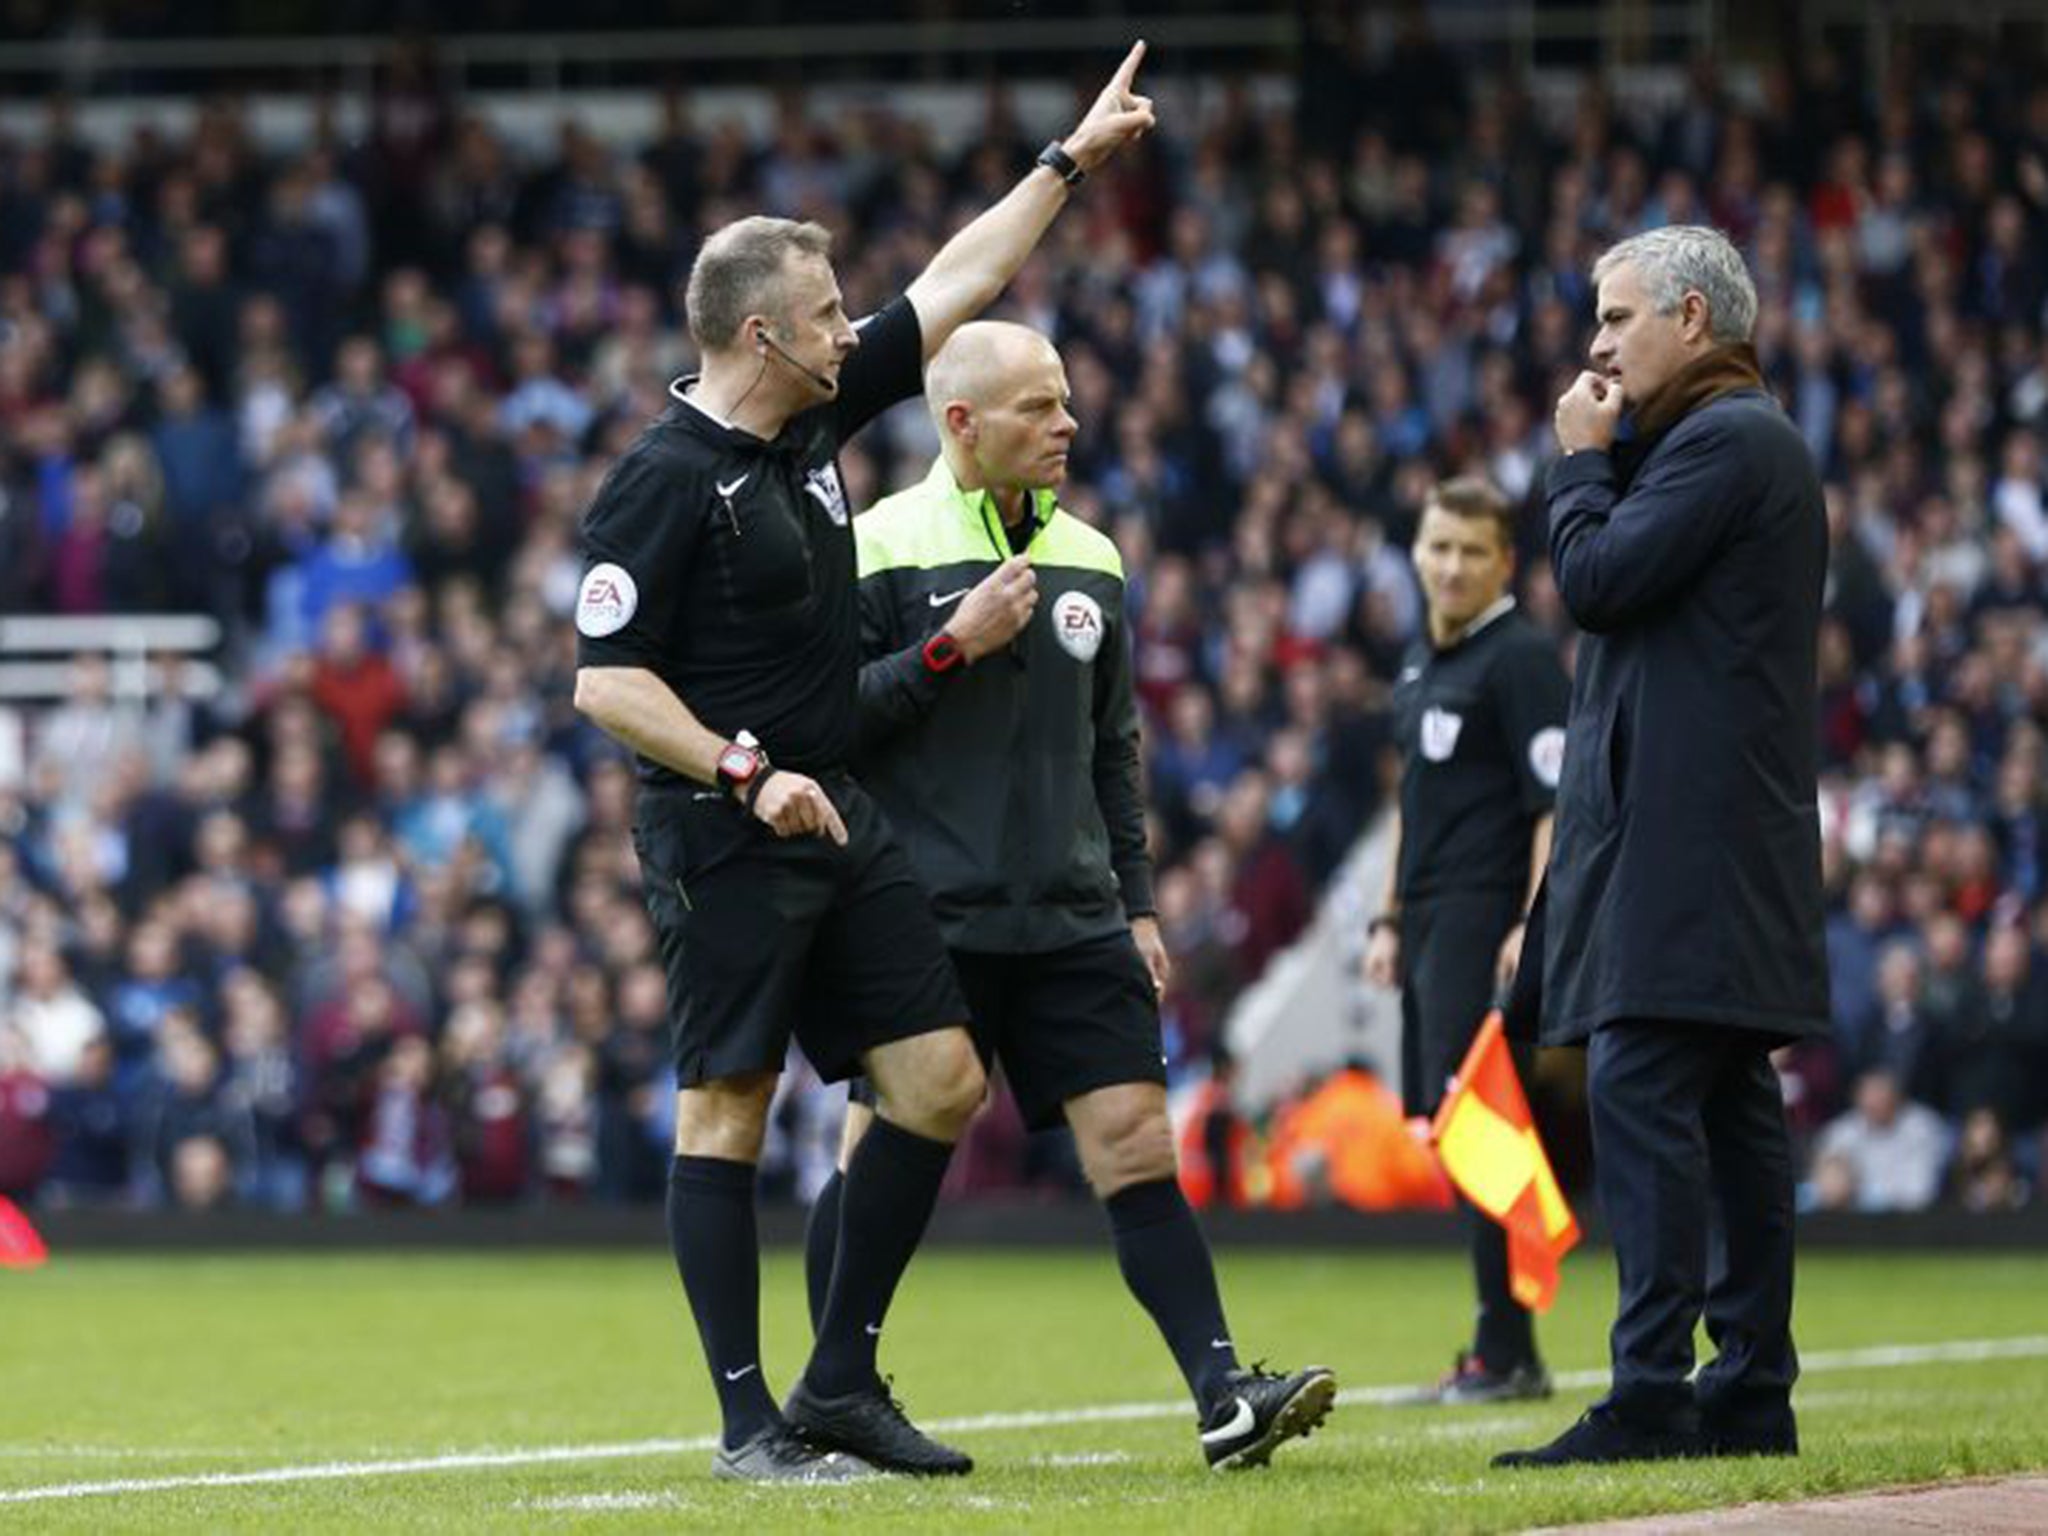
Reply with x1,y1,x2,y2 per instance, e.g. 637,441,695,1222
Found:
573,299,924,785
1392,598,1569,902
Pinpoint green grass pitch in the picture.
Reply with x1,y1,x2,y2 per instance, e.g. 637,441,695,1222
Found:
4,1246,2047,1532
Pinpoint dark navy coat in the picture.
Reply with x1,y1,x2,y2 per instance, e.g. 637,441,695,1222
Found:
1531,386,1830,1046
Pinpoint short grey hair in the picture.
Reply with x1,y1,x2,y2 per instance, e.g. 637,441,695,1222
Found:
683,215,833,351
1592,224,1757,344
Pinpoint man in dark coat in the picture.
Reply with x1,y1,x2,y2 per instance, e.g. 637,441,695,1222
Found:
1495,225,1828,1469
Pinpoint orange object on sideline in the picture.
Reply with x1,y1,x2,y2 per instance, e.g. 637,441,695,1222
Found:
1264,1065,1454,1212
1430,1011,1579,1312
1176,1075,1249,1209
0,1195,48,1269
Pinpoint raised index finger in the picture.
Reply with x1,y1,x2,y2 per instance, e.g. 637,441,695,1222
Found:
1110,39,1147,94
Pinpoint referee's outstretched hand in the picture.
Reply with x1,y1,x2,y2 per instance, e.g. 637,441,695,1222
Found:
1063,40,1157,174
945,554,1037,662
749,771,849,846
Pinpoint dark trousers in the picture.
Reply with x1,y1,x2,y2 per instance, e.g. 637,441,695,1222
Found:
1463,1194,1534,1367
1403,888,1538,1367
1586,1020,1798,1437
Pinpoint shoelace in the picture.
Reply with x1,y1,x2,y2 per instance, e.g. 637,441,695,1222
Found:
872,1374,915,1428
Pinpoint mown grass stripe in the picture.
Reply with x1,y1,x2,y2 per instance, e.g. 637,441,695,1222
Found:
5,1333,2044,1506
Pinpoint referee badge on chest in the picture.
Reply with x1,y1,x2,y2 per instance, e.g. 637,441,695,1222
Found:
1420,705,1464,762
1052,590,1104,663
802,464,849,525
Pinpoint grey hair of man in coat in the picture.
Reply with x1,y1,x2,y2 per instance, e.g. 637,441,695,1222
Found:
1592,225,1758,345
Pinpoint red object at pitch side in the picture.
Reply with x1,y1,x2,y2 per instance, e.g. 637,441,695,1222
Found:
0,1195,48,1269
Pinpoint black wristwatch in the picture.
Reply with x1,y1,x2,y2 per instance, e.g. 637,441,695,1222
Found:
715,729,770,802
922,630,967,675
1036,140,1086,188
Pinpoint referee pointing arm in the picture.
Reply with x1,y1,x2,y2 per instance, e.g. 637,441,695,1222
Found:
570,44,1155,1486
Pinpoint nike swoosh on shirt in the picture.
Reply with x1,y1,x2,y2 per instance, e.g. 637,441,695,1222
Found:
716,474,750,499
928,588,971,607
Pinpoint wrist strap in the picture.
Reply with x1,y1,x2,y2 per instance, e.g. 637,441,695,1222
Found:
741,766,779,814
1036,139,1085,187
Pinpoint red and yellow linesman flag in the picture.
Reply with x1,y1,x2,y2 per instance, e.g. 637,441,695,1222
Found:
1429,1010,1578,1312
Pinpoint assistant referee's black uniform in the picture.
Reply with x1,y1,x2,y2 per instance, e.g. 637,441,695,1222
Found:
1391,595,1568,1372
574,297,966,1087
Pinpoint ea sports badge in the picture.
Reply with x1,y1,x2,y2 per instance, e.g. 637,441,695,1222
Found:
576,562,638,637
1052,590,1104,663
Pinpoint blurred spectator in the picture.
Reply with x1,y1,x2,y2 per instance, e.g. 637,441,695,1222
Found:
356,1034,456,1207
134,1014,253,1207
9,937,105,1084
43,1035,129,1205
1808,1069,1951,1213
0,1025,55,1203
1216,770,1310,980
309,603,408,787
1948,1107,2031,1212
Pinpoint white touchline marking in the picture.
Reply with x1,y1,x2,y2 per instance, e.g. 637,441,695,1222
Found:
5,1333,2045,1506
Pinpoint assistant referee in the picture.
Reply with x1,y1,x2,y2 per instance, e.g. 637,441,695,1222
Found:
572,45,1155,1485
1364,475,1569,1406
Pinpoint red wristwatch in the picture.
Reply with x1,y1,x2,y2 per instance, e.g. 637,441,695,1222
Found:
715,730,769,800
922,631,966,675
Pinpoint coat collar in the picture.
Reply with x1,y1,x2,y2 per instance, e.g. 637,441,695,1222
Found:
1628,343,1766,440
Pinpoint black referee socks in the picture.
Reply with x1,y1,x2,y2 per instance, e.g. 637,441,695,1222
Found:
803,1168,845,1334
804,1118,954,1397
668,1155,779,1448
1105,1176,1241,1409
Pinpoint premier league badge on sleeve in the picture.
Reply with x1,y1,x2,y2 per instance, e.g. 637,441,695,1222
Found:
1420,705,1465,762
1528,726,1567,788
802,464,849,525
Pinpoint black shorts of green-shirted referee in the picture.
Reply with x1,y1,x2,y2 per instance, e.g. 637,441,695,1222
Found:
571,44,1158,1486
813,320,1336,1472
1362,476,1570,1406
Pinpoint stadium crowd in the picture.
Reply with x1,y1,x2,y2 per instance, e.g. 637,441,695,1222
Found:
0,28,2045,1215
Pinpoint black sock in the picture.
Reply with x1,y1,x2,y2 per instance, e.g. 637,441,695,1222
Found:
668,1155,778,1448
1104,1177,1239,1409
804,1169,845,1336
1465,1196,1537,1368
804,1118,953,1396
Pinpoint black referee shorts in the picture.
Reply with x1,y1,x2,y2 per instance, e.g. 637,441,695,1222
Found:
854,930,1166,1131
1399,886,1526,1119
633,774,968,1088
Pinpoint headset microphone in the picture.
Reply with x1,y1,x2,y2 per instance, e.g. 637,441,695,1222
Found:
755,325,836,393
